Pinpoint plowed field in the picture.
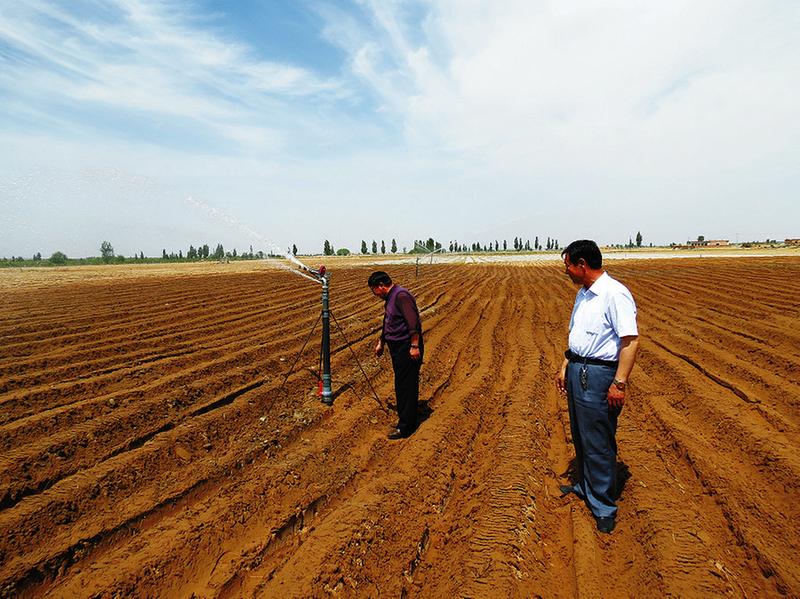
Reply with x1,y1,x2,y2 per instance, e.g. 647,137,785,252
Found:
1,257,799,597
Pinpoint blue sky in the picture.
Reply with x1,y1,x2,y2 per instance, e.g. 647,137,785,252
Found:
1,0,798,257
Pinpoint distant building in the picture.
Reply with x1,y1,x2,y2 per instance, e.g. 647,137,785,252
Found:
785,238,800,245
686,239,729,246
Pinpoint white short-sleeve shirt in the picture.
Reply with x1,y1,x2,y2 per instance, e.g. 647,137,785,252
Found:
568,271,638,361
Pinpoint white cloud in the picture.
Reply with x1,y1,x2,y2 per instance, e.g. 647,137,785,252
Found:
324,1,798,174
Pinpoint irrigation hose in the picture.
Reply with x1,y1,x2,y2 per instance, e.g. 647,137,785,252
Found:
330,309,389,413
277,310,322,396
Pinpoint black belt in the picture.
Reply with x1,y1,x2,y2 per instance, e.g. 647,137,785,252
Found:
565,349,618,368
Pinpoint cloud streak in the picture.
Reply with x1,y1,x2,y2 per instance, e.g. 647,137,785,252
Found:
1,0,346,151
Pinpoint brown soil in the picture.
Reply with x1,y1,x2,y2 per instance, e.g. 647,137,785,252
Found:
1,257,798,597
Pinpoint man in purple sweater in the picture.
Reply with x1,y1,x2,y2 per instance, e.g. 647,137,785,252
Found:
368,271,424,439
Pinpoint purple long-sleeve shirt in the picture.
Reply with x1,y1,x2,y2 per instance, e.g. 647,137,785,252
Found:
382,285,422,342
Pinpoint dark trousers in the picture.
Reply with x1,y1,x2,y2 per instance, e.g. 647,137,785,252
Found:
566,361,620,518
387,339,422,435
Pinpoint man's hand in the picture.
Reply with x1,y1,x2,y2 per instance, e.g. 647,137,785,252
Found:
409,346,420,361
555,358,568,394
606,385,625,408
374,339,384,357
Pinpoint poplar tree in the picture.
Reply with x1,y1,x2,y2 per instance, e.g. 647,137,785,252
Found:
100,241,114,263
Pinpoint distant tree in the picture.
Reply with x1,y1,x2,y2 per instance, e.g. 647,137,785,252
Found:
371,240,378,254
636,231,643,247
232,248,238,258
361,240,368,254
100,241,114,264
391,238,397,253
162,249,168,260
213,244,224,260
534,236,539,250
554,240,559,250
381,240,386,253
336,248,350,256
140,251,144,260
697,235,705,242
187,245,198,260
179,250,183,259
323,240,332,255
201,244,209,259
292,244,298,255
49,251,68,265
33,252,42,261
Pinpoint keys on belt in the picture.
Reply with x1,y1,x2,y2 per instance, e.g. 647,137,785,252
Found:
579,364,588,390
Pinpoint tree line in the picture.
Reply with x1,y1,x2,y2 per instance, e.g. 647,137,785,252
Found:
320,236,562,256
1,233,653,268
0,241,279,268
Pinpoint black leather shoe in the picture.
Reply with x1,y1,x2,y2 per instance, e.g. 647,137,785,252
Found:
595,516,615,534
387,428,405,440
559,485,575,497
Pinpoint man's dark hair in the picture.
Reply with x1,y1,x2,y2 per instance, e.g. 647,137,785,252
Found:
561,239,602,269
368,271,392,288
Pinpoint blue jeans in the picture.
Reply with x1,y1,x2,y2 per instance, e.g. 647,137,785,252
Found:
566,361,620,519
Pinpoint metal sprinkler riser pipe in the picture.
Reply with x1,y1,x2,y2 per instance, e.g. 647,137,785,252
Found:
320,270,332,404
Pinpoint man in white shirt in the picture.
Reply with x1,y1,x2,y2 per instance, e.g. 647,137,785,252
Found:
555,239,639,533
